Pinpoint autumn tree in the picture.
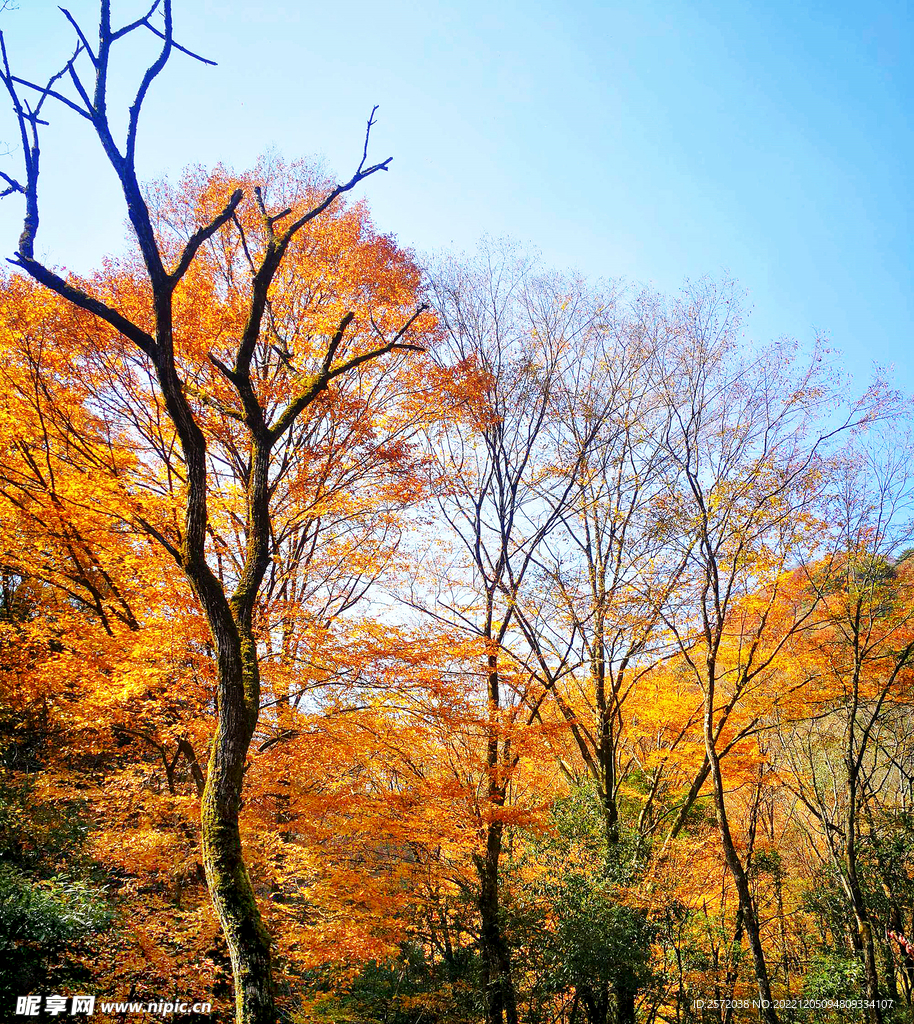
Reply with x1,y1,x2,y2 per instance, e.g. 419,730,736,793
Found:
484,282,686,1024
527,285,695,857
774,427,914,1023
0,182,445,1007
415,244,617,1024
649,280,882,1024
0,4,432,1021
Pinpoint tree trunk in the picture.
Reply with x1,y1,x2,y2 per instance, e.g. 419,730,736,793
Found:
858,917,885,1024
476,822,518,1024
705,737,778,1024
201,649,274,1024
845,754,883,1024
844,865,883,1024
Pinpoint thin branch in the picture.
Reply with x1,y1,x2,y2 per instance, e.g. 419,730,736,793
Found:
269,305,427,444
143,23,216,65
208,352,240,386
58,7,97,66
170,187,243,283
125,0,173,168
0,170,23,197
358,105,380,173
133,514,181,564
10,71,91,120
111,0,161,40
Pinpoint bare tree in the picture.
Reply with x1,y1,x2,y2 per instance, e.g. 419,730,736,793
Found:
650,280,875,1024
776,428,914,1024
418,244,607,1024
529,286,691,858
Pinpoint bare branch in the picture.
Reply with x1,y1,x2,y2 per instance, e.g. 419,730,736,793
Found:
268,305,427,444
358,105,380,173
143,22,216,65
208,352,240,386
65,59,95,115
0,32,31,154
170,187,243,283
110,0,161,40
58,7,98,67
125,0,173,168
133,513,181,564
0,170,23,197
282,153,391,240
10,72,91,120
8,254,157,358
231,108,391,379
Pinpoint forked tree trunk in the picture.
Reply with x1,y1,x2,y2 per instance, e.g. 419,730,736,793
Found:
156,333,277,1024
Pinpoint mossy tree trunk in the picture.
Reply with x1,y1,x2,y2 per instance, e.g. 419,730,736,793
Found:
1,11,421,1015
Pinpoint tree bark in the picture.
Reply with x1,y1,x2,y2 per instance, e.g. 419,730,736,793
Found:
202,724,274,1024
705,723,779,1024
475,822,518,1024
843,816,883,1024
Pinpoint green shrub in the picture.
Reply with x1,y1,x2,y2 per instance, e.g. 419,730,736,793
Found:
0,862,112,995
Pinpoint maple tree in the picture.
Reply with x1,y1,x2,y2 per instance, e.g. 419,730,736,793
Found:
0,3,437,1018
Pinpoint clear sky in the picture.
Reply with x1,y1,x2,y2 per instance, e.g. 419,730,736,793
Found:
1,0,911,391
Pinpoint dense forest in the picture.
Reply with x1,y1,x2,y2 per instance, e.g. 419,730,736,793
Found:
2,4,913,1024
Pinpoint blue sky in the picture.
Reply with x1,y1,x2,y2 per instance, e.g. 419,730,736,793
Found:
1,0,910,391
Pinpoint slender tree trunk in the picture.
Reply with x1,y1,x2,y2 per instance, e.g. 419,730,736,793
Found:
598,727,619,849
885,906,909,1003
476,646,518,1024
773,866,791,994
596,658,648,1024
594,625,620,849
856,915,884,1024
704,724,778,1024
844,842,883,1024
476,822,518,1024
845,730,883,1024
868,816,903,1004
660,757,711,855
598,983,610,1024
721,905,745,1024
